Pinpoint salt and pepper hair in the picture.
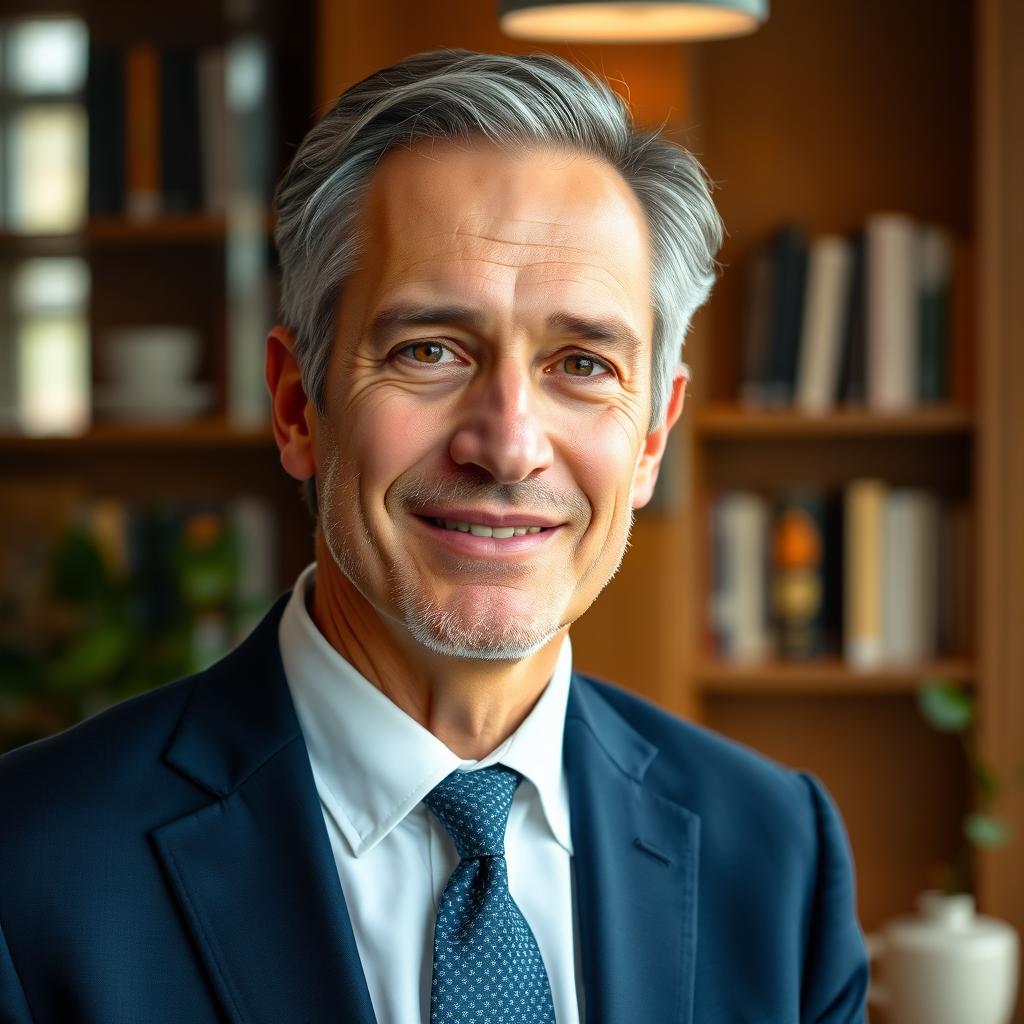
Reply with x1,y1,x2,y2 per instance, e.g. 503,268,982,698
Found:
272,48,724,519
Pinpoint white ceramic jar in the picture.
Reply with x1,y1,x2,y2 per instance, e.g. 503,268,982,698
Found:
867,890,1019,1024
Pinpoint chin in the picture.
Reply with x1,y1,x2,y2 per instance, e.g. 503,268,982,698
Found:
398,585,564,662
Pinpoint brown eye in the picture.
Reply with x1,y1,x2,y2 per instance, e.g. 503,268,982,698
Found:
410,341,444,363
564,354,599,376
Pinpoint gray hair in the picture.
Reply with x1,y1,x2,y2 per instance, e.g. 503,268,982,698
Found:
273,49,724,517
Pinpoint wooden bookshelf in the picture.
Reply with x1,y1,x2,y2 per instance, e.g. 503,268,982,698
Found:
696,657,976,697
693,403,975,439
0,420,275,452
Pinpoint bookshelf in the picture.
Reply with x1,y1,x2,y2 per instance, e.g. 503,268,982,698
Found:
680,0,982,950
0,2,316,750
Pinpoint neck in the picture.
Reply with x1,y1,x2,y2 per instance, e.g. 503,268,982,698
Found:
309,529,567,760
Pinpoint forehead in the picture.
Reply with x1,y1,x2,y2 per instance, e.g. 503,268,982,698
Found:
347,137,653,333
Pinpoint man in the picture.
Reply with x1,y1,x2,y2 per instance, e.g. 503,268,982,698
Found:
0,49,868,1023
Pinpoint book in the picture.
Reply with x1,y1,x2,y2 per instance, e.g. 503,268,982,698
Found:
198,48,230,216
866,212,919,410
160,48,204,213
124,44,161,220
739,243,775,407
795,235,855,412
711,491,771,662
837,231,868,405
949,239,976,407
918,224,954,402
763,225,809,406
882,489,941,663
86,45,125,217
844,478,887,668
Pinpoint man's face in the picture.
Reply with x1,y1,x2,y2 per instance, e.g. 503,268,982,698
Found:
314,137,674,660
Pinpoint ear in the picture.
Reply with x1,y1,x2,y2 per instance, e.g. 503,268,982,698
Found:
631,368,688,510
265,325,316,482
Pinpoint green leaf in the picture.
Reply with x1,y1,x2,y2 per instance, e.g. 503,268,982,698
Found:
964,812,1011,848
0,644,43,696
973,761,1000,800
918,681,974,733
49,527,111,605
44,621,134,692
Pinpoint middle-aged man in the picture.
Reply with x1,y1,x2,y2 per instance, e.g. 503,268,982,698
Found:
0,49,868,1024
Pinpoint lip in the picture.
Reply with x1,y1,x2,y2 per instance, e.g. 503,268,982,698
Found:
411,513,564,557
411,507,563,529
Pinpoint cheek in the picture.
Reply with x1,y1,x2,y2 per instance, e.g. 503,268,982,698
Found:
344,391,448,490
559,408,641,516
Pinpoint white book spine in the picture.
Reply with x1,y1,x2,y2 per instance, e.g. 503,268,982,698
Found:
718,491,770,663
795,235,855,413
867,212,920,411
883,490,914,662
198,48,229,217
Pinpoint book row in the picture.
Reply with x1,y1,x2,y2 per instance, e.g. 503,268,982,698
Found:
740,214,973,413
709,481,972,667
86,42,271,220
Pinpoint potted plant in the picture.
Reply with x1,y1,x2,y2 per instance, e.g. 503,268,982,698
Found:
864,679,1020,1024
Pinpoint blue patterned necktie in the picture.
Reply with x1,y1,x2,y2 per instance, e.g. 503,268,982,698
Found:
423,764,557,1024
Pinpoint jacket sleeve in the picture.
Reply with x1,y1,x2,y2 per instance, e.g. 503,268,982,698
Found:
797,771,870,1024
0,916,32,1024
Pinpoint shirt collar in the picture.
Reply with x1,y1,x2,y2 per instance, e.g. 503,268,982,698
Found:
278,562,574,858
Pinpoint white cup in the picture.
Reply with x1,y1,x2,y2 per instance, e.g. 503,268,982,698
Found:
103,326,201,395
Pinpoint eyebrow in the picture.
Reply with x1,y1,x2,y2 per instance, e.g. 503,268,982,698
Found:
367,301,645,362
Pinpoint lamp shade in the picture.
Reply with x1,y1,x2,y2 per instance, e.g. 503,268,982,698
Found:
499,0,769,42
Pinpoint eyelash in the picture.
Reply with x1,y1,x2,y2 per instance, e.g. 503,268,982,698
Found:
392,341,614,380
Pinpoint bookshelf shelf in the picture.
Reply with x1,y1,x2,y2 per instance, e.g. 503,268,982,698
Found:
696,657,976,696
87,215,229,243
0,419,275,452
0,214,275,251
693,404,975,440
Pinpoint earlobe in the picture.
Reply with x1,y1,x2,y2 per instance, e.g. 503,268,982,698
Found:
265,325,317,482
631,370,687,510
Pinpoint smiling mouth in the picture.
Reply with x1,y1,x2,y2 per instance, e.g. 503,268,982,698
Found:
417,515,553,538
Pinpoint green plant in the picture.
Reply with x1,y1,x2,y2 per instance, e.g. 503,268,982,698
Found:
0,505,242,753
917,679,1012,895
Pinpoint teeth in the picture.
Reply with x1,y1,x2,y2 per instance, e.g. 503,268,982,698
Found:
429,517,548,537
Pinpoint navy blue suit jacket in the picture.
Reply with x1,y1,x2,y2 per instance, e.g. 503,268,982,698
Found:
0,591,868,1023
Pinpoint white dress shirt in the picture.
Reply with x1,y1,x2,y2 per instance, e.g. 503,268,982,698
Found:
278,562,582,1024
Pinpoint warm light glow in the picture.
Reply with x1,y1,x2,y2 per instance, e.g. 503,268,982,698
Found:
500,2,765,42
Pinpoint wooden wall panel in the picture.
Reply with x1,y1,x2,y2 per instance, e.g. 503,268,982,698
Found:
316,0,695,129
976,1,1024,1019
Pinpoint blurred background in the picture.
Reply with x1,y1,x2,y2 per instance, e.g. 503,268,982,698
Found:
0,0,1021,1019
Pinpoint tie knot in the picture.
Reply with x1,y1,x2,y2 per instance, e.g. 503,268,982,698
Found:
423,765,521,859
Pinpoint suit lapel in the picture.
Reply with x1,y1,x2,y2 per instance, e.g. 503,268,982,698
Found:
565,675,700,1024
151,593,377,1024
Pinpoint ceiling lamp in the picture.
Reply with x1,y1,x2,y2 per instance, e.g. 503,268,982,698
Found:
498,0,769,42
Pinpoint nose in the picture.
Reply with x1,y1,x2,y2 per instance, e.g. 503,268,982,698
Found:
448,358,554,483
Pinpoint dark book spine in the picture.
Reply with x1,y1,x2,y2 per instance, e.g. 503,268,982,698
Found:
764,225,808,406
86,45,125,217
739,243,776,406
838,231,867,404
160,48,204,213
